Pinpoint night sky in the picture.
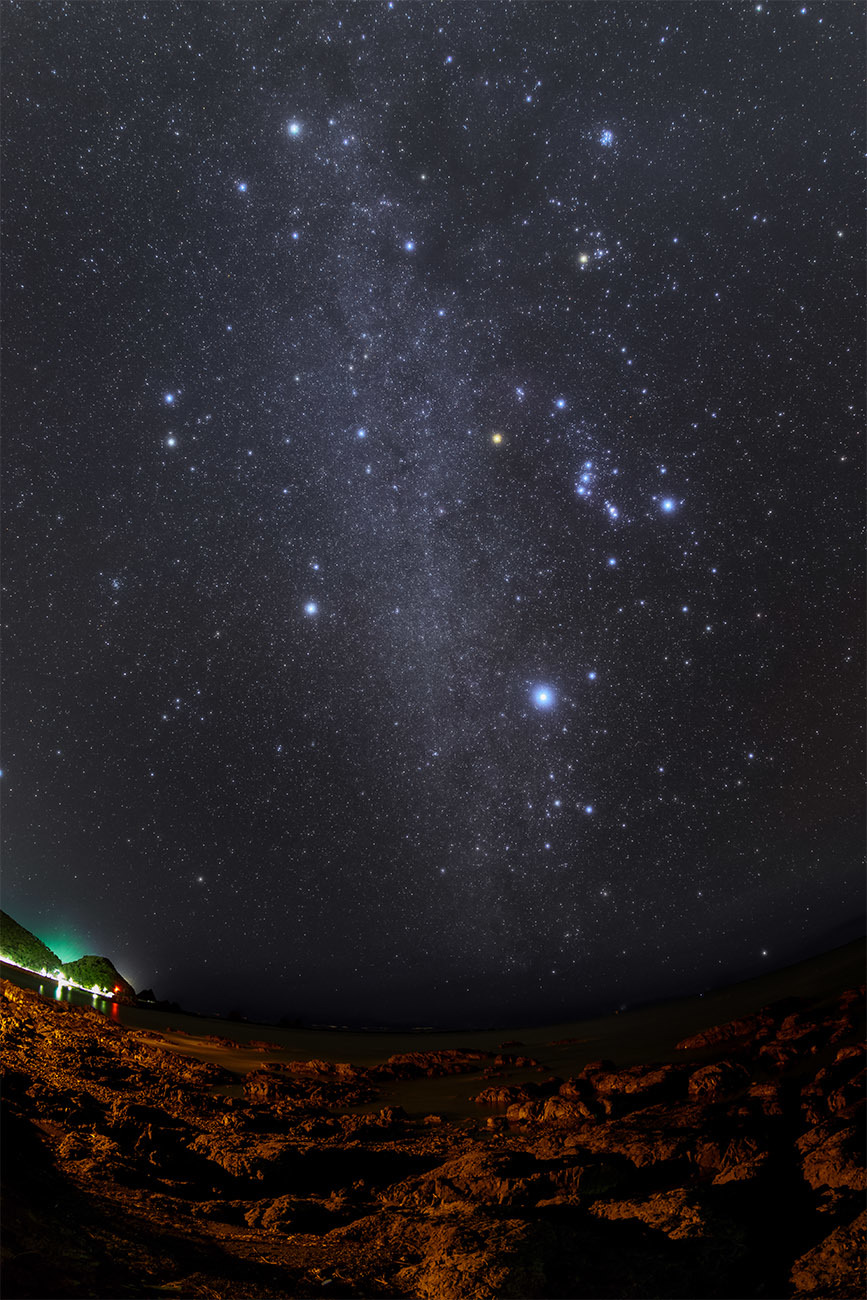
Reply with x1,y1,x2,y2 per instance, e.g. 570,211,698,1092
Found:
2,1,863,1026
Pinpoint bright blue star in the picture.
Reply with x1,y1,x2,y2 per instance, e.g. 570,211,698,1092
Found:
304,601,318,616
532,686,555,709
607,556,617,566
661,497,676,513
600,129,614,146
584,805,594,815
166,436,177,448
587,671,597,681
237,181,247,193
555,398,566,409
164,393,174,404
404,239,415,252
288,121,302,136
291,231,299,240
356,428,367,438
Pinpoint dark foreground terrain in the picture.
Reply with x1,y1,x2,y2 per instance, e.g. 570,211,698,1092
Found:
1,970,864,1299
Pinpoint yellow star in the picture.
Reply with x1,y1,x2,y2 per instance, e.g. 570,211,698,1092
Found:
491,432,504,445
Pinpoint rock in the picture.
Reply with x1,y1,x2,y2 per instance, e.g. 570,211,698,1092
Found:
473,1079,558,1108
758,1041,802,1073
827,1068,865,1119
688,1060,751,1100
565,1119,695,1174
791,1209,866,1298
676,1014,772,1052
709,1136,769,1185
189,1132,295,1182
746,1080,786,1117
589,1188,737,1243
398,1213,555,1300
374,1049,491,1079
796,1123,867,1196
384,1149,548,1210
244,1192,350,1233
776,1012,822,1047
242,1062,376,1108
589,1063,689,1112
539,1095,601,1124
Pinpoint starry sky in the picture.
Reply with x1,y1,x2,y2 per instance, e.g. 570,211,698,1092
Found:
2,1,863,1026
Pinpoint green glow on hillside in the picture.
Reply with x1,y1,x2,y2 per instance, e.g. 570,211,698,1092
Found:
37,929,84,963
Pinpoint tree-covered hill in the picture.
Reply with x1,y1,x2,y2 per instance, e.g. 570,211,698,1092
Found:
0,910,135,1000
0,910,63,974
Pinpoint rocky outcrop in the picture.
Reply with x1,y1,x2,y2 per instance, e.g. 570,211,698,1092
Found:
1,976,864,1299
373,1049,492,1079
790,1209,866,1298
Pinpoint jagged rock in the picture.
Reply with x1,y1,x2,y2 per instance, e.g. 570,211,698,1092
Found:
189,1131,295,1181
790,1208,866,1297
473,1078,558,1107
1,969,864,1300
589,1187,741,1243
590,1063,690,1113
688,1060,751,1099
676,1014,772,1052
374,1049,491,1079
746,1080,786,1117
540,1094,602,1124
383,1149,550,1210
796,1123,867,1196
397,1212,556,1300
242,1062,376,1108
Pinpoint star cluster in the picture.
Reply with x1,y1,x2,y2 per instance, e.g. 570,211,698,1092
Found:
1,2,863,1024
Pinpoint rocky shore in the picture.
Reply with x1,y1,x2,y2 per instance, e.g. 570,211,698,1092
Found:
1,977,864,1298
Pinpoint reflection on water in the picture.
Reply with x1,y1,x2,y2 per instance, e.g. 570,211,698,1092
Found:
21,970,110,1015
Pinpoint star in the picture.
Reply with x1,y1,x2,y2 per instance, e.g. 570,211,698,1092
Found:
532,686,555,709
491,432,503,444
287,121,302,136
661,498,677,513
237,181,247,193
304,601,318,616
163,393,174,404
165,436,177,448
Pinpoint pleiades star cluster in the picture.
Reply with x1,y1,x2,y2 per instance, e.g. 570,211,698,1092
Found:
2,2,863,1024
